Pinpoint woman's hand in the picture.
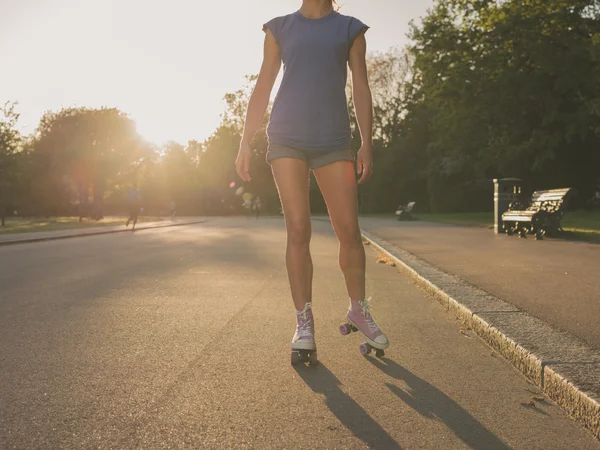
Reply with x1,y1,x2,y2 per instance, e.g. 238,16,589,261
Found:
236,141,252,182
356,146,373,184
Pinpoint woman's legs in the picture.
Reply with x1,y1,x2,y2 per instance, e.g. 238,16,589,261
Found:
314,160,388,349
271,158,313,311
313,161,365,301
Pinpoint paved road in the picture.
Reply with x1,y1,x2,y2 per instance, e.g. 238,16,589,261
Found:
0,217,204,245
1,218,598,449
360,217,600,351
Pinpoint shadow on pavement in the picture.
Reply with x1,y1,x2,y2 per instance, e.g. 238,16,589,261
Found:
294,363,402,450
367,357,510,450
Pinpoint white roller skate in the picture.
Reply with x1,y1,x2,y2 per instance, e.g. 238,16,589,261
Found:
290,302,318,366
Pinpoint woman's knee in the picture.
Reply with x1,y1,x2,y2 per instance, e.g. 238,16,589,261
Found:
286,219,311,246
337,225,362,247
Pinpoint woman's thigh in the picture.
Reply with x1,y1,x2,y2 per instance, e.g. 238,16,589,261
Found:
271,158,312,241
313,160,360,241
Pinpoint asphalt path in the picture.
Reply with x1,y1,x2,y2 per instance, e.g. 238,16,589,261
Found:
1,218,598,449
359,217,600,351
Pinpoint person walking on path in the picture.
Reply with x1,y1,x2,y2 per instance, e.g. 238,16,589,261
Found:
235,0,388,362
169,200,176,220
242,192,254,219
253,196,262,219
125,187,141,230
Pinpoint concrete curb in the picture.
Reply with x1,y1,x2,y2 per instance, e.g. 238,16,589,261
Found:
361,229,600,440
0,220,207,247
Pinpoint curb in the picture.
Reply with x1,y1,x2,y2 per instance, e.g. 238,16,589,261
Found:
361,229,600,440
0,220,207,247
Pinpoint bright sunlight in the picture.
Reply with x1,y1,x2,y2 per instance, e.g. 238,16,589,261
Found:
1,0,431,145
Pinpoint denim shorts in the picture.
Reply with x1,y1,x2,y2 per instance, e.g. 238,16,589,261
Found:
266,143,355,170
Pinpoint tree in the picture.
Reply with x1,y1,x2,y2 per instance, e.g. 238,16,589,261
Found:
351,48,425,213
0,102,22,226
404,0,600,211
202,75,279,214
31,107,140,218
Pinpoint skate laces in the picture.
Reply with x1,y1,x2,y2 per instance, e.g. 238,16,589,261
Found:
359,298,381,334
296,302,314,339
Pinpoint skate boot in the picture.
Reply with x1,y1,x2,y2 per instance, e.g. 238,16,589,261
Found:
340,298,389,358
290,302,318,366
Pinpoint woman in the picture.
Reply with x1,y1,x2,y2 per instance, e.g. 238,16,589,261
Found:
235,0,388,363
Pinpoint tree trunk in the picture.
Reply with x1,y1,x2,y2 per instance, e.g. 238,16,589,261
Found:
1,187,5,227
92,180,105,220
78,184,89,222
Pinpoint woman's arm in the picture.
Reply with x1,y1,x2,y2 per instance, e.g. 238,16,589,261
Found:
236,30,281,182
349,31,373,184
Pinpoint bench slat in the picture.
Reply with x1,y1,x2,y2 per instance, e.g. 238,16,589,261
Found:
503,216,535,222
535,195,567,201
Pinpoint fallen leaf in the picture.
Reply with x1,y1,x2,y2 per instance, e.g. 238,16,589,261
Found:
520,401,536,409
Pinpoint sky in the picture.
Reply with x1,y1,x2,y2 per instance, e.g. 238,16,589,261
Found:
0,0,433,145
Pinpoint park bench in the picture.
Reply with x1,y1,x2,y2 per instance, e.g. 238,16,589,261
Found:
502,188,572,240
395,201,416,221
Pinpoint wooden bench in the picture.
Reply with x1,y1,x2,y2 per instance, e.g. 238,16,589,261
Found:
502,188,573,239
395,201,416,221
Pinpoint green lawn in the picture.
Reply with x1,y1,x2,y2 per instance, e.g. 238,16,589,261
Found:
0,216,165,234
416,212,494,228
364,211,600,243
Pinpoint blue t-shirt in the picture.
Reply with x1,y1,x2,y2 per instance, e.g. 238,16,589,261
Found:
263,11,368,152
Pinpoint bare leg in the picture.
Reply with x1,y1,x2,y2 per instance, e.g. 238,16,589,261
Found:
314,161,365,302
271,158,312,311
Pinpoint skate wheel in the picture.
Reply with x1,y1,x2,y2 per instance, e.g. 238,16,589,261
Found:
340,323,351,336
309,351,319,366
375,349,385,358
291,351,300,365
359,343,372,356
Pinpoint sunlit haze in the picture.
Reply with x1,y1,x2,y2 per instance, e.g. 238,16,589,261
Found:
1,0,433,145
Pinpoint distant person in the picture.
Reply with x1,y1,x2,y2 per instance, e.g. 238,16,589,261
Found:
253,196,262,219
235,0,387,364
169,200,176,220
243,193,254,219
125,187,141,230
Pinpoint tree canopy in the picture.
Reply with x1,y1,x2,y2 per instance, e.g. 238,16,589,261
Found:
3,0,600,221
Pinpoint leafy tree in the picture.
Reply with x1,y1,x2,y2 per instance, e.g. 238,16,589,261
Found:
0,102,22,226
31,107,140,218
408,0,600,210
204,75,279,213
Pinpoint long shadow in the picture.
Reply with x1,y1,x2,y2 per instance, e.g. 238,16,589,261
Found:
367,357,510,450
551,230,600,245
294,363,402,450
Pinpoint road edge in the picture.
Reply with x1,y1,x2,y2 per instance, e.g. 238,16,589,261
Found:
361,229,600,440
0,220,207,247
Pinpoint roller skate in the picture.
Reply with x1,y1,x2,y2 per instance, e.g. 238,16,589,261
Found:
340,298,389,358
290,302,318,366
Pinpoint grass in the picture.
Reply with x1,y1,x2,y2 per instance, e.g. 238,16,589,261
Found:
0,216,165,235
362,212,493,227
364,210,600,243
416,212,493,228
